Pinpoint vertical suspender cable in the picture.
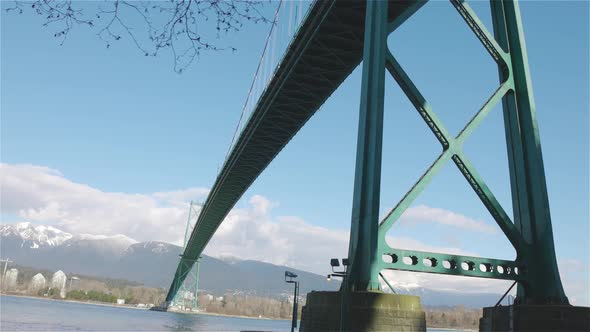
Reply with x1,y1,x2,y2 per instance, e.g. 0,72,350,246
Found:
224,1,283,162
288,0,294,37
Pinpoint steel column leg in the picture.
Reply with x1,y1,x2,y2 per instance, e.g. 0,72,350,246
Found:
194,257,201,309
491,0,568,304
346,0,389,292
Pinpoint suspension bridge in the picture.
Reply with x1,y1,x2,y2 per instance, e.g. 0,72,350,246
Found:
162,1,588,331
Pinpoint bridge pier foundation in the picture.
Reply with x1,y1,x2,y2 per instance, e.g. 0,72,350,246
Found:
479,304,590,332
300,291,425,332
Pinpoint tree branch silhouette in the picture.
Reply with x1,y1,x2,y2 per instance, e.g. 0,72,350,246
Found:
5,0,270,73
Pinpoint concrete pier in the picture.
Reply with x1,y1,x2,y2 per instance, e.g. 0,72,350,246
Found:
300,291,426,332
479,304,590,332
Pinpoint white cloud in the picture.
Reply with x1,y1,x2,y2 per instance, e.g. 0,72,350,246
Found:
206,195,350,274
396,204,498,234
1,163,587,305
0,163,208,244
558,258,590,306
379,269,515,295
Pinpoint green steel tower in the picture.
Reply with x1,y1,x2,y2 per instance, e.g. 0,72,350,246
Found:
171,201,202,310
344,0,570,305
157,1,588,330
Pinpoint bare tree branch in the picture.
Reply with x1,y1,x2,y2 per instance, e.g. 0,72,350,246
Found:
6,0,271,73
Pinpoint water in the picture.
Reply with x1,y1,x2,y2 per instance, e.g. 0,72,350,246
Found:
1,295,290,331
1,295,462,331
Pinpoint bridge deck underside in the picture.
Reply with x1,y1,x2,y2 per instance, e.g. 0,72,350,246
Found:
166,0,418,301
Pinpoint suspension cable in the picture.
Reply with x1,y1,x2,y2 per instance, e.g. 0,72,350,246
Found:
223,1,284,163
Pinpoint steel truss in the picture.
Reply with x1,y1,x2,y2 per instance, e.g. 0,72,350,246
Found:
347,0,568,305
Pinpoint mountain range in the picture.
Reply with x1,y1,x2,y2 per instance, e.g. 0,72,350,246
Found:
0,222,508,307
0,222,339,297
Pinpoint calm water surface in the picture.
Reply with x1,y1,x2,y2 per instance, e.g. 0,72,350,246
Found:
1,295,460,331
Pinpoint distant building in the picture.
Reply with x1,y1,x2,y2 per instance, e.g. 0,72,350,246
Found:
51,270,67,298
30,273,46,291
181,290,194,300
3,268,18,290
117,299,125,305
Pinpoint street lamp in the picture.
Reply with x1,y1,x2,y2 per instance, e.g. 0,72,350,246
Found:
326,258,348,281
284,271,299,332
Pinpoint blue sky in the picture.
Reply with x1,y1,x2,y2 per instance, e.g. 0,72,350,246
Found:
1,1,588,303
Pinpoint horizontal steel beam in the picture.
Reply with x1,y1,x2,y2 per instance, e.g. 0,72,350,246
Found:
380,248,523,281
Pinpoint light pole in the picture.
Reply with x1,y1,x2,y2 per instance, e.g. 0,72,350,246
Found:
284,271,299,332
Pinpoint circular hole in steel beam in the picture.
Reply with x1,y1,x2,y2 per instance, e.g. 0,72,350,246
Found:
403,256,418,265
443,260,457,269
479,263,493,272
461,261,475,271
423,258,437,268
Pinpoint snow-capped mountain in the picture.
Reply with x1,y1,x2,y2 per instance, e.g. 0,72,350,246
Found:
1,222,73,248
217,254,243,264
77,233,137,243
0,222,142,276
0,222,137,252
124,241,174,255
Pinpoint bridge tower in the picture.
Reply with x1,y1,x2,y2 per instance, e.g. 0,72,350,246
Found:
157,0,587,328
301,0,588,331
170,201,202,311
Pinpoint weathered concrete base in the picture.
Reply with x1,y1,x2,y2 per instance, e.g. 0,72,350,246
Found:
479,304,590,332
300,291,426,332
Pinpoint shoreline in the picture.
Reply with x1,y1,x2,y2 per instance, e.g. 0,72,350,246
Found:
168,307,290,321
1,293,285,321
1,293,148,311
2,293,476,331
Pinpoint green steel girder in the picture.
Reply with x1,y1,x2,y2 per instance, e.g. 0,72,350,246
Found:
346,0,389,292
372,0,568,305
376,6,513,260
379,51,522,251
381,249,524,281
489,0,568,304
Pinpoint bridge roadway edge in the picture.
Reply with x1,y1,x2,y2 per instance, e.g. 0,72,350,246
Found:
164,0,419,304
